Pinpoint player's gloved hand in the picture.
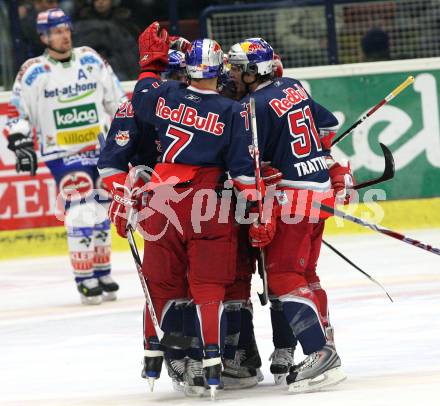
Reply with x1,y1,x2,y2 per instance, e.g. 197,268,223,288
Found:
327,157,355,204
103,174,142,238
169,36,191,53
320,129,337,151
249,218,276,248
138,21,170,72
7,133,38,176
261,162,282,187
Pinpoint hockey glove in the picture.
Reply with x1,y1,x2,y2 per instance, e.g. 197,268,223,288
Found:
138,21,170,72
249,219,276,248
327,157,355,204
7,133,38,176
320,129,337,151
104,174,142,238
170,36,191,53
261,162,282,187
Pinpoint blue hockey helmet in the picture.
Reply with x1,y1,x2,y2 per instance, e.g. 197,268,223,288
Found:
228,38,274,75
167,50,186,72
37,8,72,35
185,39,224,79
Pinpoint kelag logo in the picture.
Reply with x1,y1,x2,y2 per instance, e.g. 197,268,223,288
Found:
54,103,98,129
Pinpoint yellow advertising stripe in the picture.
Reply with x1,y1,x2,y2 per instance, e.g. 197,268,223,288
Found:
0,197,439,260
324,197,440,235
56,125,100,145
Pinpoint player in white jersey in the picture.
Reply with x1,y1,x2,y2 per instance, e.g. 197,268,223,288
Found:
5,8,126,304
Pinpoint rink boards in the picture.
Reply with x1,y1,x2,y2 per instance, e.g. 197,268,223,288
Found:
1,59,439,259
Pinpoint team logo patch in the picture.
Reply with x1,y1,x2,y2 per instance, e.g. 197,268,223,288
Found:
185,93,201,102
59,171,93,200
115,130,130,146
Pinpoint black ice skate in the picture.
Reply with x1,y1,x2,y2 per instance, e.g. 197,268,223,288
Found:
97,274,119,301
183,357,207,397
222,349,259,390
286,343,346,393
269,346,295,385
141,338,164,392
76,278,103,305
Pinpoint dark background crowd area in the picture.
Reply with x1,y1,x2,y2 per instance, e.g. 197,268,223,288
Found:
16,0,267,81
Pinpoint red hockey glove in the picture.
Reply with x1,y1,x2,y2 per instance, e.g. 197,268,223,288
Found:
320,129,337,151
272,53,283,78
327,157,355,204
170,36,191,53
261,162,282,187
138,21,170,72
103,174,142,238
249,219,276,248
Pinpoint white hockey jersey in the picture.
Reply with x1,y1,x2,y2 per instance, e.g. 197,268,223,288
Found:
5,47,126,161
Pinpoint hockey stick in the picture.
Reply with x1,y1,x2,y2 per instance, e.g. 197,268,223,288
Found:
353,143,395,190
249,97,269,306
332,76,414,146
316,203,440,256
127,226,195,349
322,239,393,302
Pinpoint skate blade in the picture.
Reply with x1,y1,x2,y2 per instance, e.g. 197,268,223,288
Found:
222,375,258,390
148,377,156,392
183,384,206,397
80,294,103,305
210,385,217,400
288,366,347,394
273,373,286,385
172,379,185,393
256,368,264,383
102,291,117,302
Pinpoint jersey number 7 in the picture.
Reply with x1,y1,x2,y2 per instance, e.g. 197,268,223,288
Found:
162,124,194,163
288,105,321,158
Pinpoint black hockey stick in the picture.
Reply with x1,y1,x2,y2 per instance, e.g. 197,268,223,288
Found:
249,97,269,306
353,143,395,190
322,239,393,302
332,76,414,146
316,203,440,256
127,225,194,350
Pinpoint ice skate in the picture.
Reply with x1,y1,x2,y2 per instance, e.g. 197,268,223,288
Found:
97,274,119,301
141,351,164,391
183,358,206,397
77,278,103,305
165,357,186,392
222,349,258,390
286,344,346,393
203,345,222,400
269,346,295,385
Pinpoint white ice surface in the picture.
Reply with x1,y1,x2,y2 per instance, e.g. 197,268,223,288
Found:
1,229,440,406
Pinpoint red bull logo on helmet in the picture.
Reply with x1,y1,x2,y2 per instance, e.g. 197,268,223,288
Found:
241,41,264,54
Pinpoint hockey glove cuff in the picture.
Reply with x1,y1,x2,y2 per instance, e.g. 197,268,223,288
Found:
327,157,355,205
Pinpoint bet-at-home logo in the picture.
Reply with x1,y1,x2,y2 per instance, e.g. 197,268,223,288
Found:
54,103,98,130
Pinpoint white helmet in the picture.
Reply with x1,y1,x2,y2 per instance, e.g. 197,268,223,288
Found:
228,38,274,75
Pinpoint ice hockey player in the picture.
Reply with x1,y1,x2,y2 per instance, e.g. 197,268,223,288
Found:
4,8,126,304
228,38,353,392
98,28,191,392
98,23,267,398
